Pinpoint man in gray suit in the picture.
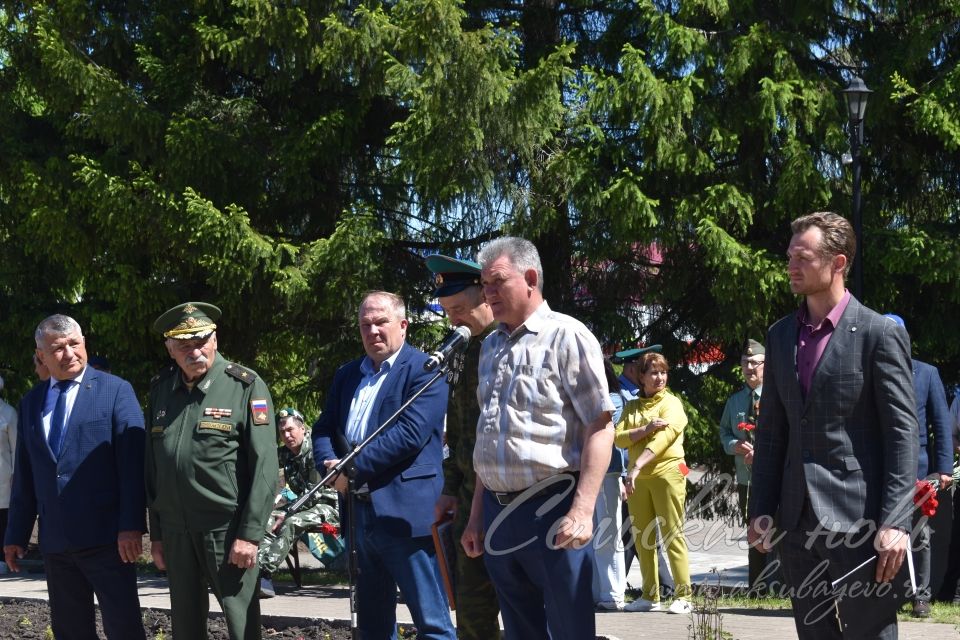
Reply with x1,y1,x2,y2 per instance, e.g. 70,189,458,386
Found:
748,212,919,639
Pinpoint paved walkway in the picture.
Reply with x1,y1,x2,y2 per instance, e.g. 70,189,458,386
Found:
0,513,956,639
0,571,955,640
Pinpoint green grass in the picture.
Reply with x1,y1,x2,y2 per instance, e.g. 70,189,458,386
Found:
269,568,349,587
716,595,960,625
627,587,960,626
712,594,792,610
896,601,960,625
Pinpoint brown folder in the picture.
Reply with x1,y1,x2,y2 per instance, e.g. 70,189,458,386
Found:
431,513,457,610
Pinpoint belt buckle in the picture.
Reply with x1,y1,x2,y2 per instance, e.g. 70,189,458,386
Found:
494,492,513,506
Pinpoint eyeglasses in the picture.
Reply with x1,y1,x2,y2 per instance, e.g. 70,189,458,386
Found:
743,359,765,368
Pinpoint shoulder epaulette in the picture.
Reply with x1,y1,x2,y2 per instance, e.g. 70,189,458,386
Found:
225,363,258,385
150,364,178,387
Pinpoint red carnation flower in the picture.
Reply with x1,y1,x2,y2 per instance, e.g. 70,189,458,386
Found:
914,480,939,518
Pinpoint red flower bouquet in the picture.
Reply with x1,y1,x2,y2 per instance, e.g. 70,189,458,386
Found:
737,397,759,441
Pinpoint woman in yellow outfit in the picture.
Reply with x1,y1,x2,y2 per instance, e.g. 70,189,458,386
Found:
615,351,692,614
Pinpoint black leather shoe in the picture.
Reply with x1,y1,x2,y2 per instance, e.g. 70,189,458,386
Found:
912,599,930,618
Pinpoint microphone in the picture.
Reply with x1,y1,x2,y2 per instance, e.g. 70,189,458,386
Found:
424,326,472,371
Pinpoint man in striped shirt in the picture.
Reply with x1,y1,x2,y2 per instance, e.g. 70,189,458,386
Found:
461,237,614,640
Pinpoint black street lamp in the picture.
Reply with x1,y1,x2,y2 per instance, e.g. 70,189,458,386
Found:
842,75,872,300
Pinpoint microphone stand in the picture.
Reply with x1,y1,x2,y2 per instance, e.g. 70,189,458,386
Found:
279,351,463,640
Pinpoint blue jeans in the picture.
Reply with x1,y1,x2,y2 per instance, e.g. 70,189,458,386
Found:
592,472,626,603
354,501,456,640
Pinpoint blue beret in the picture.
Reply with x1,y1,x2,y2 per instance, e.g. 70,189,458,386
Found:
883,313,906,329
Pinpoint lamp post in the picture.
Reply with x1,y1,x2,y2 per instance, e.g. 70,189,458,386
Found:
842,75,872,300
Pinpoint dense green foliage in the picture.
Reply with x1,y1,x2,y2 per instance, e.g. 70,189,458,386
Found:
1,1,958,468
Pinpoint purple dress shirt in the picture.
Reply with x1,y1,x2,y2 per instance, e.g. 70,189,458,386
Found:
796,290,851,397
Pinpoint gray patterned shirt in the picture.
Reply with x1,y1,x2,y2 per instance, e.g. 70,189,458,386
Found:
474,301,614,492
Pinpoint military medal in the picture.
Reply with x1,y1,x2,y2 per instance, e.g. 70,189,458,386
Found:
447,351,465,392
204,407,233,419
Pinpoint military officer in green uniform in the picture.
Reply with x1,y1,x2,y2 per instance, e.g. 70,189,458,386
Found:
146,302,279,640
425,255,501,640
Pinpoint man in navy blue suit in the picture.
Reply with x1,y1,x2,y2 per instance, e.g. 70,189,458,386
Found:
883,313,953,617
4,314,146,639
313,291,456,640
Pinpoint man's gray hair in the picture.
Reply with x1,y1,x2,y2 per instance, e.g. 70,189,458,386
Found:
477,237,544,292
360,291,406,320
35,314,83,347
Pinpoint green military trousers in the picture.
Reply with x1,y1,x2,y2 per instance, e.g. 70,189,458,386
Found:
163,527,261,640
453,483,501,640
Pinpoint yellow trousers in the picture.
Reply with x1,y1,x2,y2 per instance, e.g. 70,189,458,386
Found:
627,466,691,601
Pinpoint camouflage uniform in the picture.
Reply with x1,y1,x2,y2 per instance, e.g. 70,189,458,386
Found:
444,325,500,640
258,436,341,572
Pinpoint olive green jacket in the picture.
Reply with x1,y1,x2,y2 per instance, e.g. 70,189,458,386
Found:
442,324,494,498
146,354,279,542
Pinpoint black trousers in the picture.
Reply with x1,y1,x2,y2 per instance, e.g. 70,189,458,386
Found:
44,543,145,640
0,509,8,552
937,486,960,602
738,484,774,590
779,500,904,640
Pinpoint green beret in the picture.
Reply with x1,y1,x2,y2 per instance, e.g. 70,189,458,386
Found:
153,302,221,340
611,344,663,364
277,407,307,427
742,338,765,358
425,254,482,298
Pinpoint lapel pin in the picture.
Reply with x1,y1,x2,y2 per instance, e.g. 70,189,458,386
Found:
850,326,857,332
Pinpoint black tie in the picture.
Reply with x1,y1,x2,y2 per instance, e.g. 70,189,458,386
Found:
48,380,72,457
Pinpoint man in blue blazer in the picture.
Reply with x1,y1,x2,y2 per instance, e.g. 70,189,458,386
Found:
4,315,146,640
749,213,918,640
313,291,455,640
883,313,953,617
